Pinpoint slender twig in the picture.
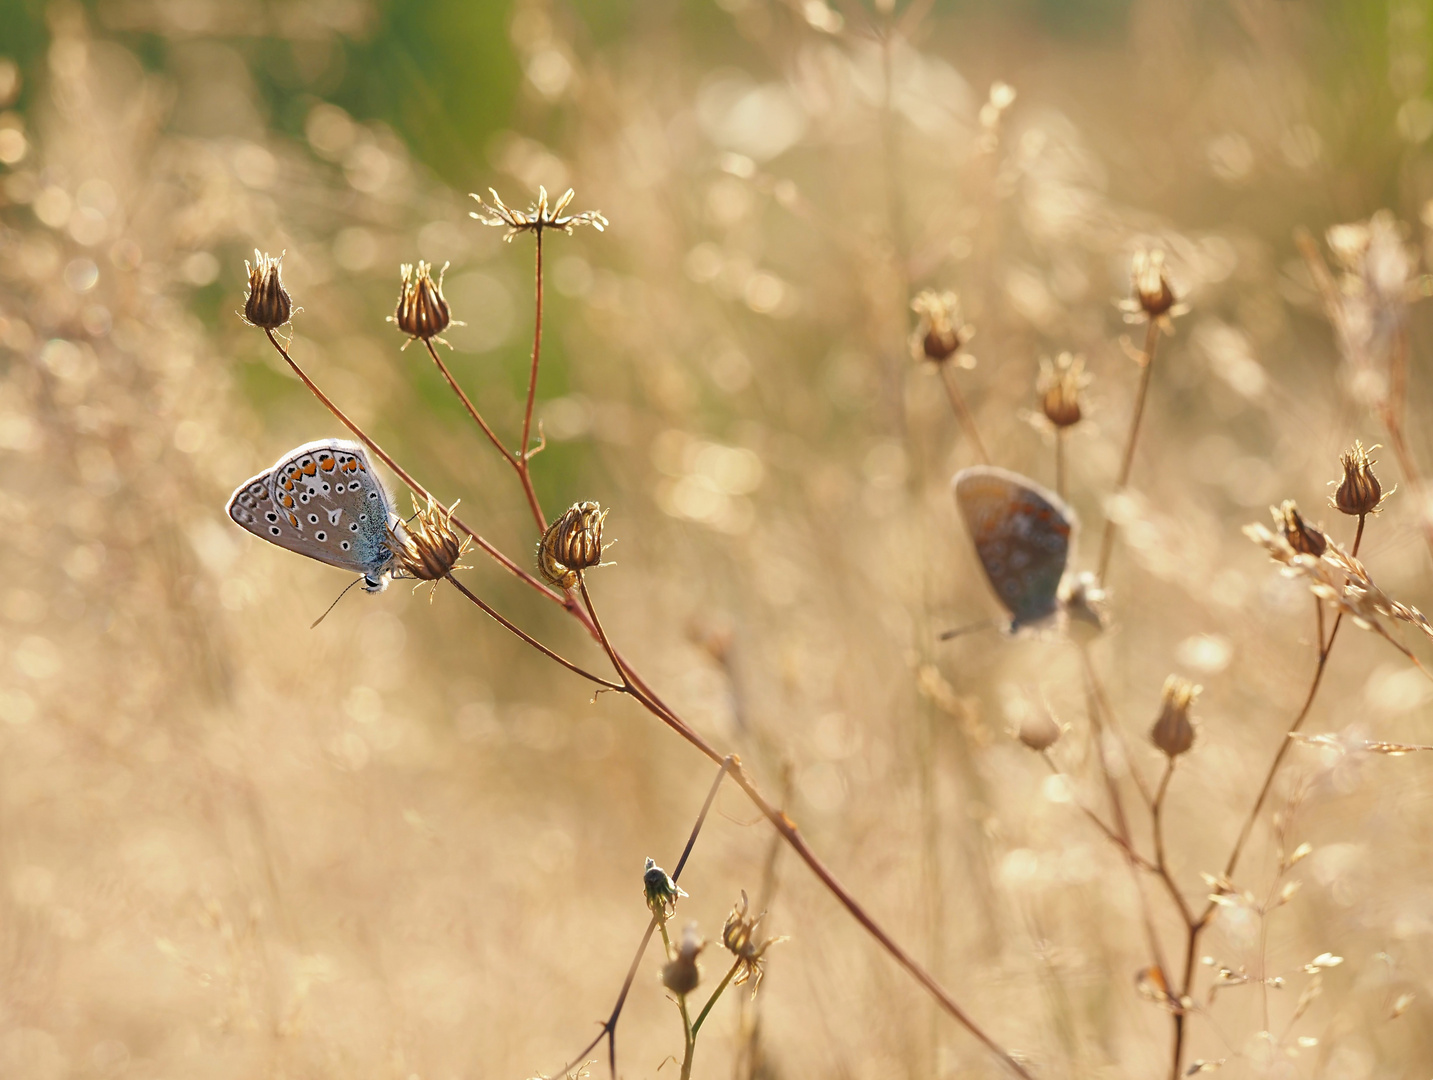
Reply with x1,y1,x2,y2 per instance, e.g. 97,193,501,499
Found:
1169,523,1363,1079
273,297,1035,1080
556,758,732,1080
937,361,992,465
1039,752,1154,872
515,229,548,528
442,574,621,691
691,958,743,1037
1097,318,1161,582
1055,428,1066,500
262,328,557,602
421,339,547,532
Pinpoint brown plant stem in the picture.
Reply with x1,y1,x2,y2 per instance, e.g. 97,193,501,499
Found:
691,958,743,1037
558,758,733,1079
1097,317,1161,582
262,328,555,603
1055,427,1066,500
441,574,620,691
1169,520,1365,1079
938,360,992,465
517,229,547,521
269,319,1034,1080
421,339,547,532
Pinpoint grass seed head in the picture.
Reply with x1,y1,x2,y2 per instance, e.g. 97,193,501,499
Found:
1151,674,1200,758
242,249,292,329
391,261,452,343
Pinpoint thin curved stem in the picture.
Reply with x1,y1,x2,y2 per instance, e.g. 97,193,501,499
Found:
937,361,992,465
267,316,1035,1080
1097,318,1161,582
691,958,743,1037
442,574,621,691
513,229,548,530
557,758,732,1080
420,339,547,533
262,328,558,603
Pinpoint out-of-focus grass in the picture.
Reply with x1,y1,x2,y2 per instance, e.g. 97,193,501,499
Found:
4,2,1433,1079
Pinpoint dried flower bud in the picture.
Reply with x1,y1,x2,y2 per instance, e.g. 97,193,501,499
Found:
643,857,687,921
1131,249,1177,318
662,923,705,996
538,501,610,589
1150,675,1199,758
1274,501,1327,558
1331,440,1391,517
392,496,471,583
1017,707,1062,751
1038,352,1087,428
722,890,785,995
391,261,452,343
243,250,292,329
910,290,973,365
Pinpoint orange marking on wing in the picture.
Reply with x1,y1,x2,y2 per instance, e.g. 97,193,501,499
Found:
320,456,335,471
281,494,294,508
302,461,316,476
288,513,299,527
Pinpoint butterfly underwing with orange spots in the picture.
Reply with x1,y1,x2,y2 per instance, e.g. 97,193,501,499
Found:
226,440,400,592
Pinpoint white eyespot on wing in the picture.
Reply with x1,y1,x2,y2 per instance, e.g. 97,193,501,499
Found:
327,508,343,525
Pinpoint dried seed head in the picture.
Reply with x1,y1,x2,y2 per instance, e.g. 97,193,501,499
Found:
1120,248,1186,325
1062,571,1108,635
537,501,610,589
1038,352,1088,428
1274,501,1327,558
470,185,608,240
242,250,292,329
391,496,471,583
1150,675,1200,758
910,290,973,366
721,891,785,995
643,857,687,922
661,923,705,996
1017,707,1062,752
1331,440,1391,517
391,261,452,343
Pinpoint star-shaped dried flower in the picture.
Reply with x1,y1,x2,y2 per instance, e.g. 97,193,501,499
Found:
470,185,608,241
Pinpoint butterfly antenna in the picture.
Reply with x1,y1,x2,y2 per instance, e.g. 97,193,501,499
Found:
310,576,364,629
938,619,1001,641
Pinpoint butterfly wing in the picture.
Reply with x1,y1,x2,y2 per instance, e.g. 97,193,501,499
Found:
954,466,1076,630
226,439,397,583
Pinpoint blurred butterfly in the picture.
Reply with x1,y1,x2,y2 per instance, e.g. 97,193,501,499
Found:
952,465,1077,633
226,439,402,594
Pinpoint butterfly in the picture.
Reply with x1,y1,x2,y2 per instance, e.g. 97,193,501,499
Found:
953,465,1076,632
226,439,400,593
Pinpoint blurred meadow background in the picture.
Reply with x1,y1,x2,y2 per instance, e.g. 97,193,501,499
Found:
6,0,1433,1077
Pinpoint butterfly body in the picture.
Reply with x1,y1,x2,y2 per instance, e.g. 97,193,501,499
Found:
227,439,399,592
953,466,1075,632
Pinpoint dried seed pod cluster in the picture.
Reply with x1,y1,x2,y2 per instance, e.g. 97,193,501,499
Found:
1038,352,1088,429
